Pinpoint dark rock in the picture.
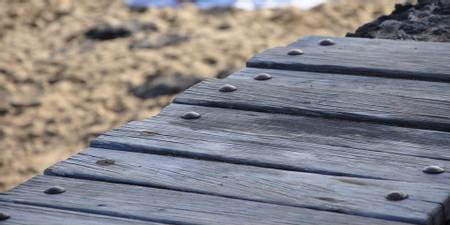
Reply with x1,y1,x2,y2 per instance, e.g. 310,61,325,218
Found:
85,23,132,40
217,23,232,30
401,21,428,34
130,72,202,99
0,104,8,116
431,26,450,34
128,6,148,13
203,57,218,65
85,21,158,41
427,15,449,23
379,20,403,32
348,0,450,42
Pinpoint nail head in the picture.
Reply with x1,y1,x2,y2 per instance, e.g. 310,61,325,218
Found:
181,111,201,120
0,212,10,221
44,186,66,195
287,49,304,56
96,159,115,166
423,165,445,174
254,73,272,81
219,84,237,92
319,38,336,46
386,191,408,201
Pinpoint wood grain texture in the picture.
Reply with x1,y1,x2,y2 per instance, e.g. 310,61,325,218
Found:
0,202,164,225
174,67,450,132
0,176,416,225
45,147,449,225
247,36,450,82
91,104,450,186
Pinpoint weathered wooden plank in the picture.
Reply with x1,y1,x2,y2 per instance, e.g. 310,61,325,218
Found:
0,176,416,225
247,36,450,82
45,147,450,225
0,202,164,225
174,67,450,132
91,104,450,186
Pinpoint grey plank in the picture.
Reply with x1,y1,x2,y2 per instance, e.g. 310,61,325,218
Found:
0,176,415,225
45,147,449,225
0,202,164,225
174,67,450,132
91,104,450,186
247,36,450,82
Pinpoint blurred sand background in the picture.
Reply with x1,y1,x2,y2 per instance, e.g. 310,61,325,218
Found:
0,0,402,191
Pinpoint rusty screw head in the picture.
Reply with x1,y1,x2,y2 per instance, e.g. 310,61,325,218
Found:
44,186,66,195
385,191,408,201
219,84,237,92
423,165,445,174
96,159,115,166
141,131,159,136
319,39,336,46
181,111,201,120
0,212,10,221
287,49,304,56
254,73,272,81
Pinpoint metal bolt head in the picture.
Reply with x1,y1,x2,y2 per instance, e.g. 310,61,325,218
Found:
96,159,115,166
0,212,10,221
319,39,336,46
385,191,408,201
219,84,237,92
287,48,304,56
44,186,66,195
254,73,272,81
181,111,201,120
423,165,445,174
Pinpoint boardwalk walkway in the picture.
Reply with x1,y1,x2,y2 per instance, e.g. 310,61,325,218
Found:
1,36,450,225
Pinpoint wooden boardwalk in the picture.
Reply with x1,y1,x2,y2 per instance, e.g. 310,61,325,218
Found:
1,36,450,225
